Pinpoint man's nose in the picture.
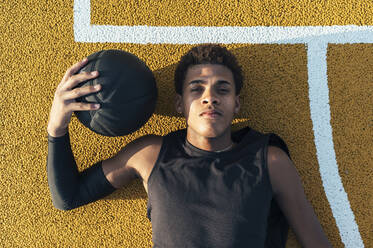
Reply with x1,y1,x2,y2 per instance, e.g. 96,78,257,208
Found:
202,88,219,105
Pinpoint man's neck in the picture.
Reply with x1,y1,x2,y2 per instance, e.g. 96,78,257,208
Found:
186,127,235,152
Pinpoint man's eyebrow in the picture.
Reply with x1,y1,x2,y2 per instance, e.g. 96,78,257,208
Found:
188,79,232,86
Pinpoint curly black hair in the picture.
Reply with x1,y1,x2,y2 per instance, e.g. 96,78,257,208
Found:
174,44,244,96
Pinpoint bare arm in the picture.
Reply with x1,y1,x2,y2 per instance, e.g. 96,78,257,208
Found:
267,146,333,248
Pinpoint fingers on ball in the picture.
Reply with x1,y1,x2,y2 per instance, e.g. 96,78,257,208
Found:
73,102,99,111
63,72,96,91
64,59,88,79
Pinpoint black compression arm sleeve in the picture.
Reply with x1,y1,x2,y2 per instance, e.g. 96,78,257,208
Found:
46,130,116,210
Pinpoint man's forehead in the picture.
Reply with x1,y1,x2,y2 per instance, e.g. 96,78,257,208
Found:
185,64,234,82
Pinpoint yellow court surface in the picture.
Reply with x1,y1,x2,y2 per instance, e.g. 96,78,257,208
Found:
1,0,372,247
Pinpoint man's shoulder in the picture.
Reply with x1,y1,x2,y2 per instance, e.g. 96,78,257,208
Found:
133,134,163,151
119,134,163,181
133,128,186,152
116,134,163,168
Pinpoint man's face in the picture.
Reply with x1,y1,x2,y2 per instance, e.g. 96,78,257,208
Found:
175,64,240,138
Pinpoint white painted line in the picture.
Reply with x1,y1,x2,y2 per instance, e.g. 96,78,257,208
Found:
307,42,364,248
76,24,373,44
73,0,373,44
73,0,369,247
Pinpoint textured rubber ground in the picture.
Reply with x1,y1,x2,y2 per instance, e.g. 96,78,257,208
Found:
1,0,372,247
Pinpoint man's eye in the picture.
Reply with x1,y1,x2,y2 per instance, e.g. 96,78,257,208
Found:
218,89,230,95
191,88,229,92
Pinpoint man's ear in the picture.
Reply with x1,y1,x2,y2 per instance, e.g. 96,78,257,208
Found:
175,94,183,113
234,95,240,115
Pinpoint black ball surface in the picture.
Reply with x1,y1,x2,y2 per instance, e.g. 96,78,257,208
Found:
72,49,157,137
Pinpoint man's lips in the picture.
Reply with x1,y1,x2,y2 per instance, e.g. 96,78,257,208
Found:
200,110,222,117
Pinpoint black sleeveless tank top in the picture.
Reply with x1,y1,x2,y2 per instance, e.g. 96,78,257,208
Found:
146,126,290,248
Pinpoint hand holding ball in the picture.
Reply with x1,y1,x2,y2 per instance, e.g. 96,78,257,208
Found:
72,49,158,137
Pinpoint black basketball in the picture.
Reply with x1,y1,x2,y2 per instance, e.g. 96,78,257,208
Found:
72,49,158,137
